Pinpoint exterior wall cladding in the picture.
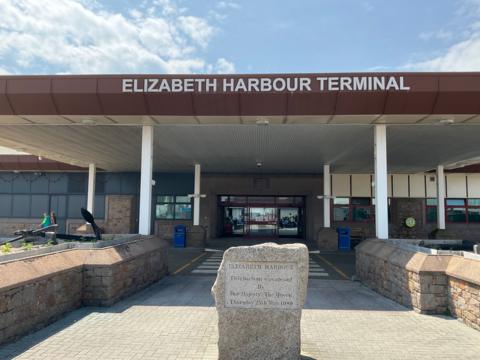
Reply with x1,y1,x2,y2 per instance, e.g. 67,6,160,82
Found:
2,171,480,243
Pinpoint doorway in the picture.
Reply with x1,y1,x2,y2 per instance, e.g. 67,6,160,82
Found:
219,196,305,238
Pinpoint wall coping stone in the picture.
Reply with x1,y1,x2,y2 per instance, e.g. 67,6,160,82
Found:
357,239,452,274
0,236,165,293
446,255,480,286
0,234,139,264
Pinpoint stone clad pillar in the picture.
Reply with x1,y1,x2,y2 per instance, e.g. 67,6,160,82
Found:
374,124,389,239
87,163,96,214
139,125,154,235
437,165,446,230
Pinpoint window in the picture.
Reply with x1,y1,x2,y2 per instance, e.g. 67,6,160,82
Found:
426,198,437,223
446,199,466,223
156,195,192,220
332,197,375,222
426,198,480,224
468,199,480,223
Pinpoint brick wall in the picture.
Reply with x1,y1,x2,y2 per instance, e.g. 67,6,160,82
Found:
0,236,168,345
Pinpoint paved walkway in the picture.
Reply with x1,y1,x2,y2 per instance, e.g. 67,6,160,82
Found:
1,274,480,359
189,251,332,279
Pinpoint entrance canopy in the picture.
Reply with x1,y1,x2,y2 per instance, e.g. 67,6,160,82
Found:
0,72,480,173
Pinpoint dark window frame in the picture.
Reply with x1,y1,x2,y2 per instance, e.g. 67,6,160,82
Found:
332,197,376,223
425,198,480,224
155,194,193,220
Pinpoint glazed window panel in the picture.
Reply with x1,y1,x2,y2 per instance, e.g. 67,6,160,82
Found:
175,195,191,203
333,207,349,221
156,204,174,219
175,204,192,219
426,206,437,223
352,206,374,222
333,197,349,205
447,207,466,223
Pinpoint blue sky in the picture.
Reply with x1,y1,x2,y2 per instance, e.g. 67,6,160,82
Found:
0,0,480,74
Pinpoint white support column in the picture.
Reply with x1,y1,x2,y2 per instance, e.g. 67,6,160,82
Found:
87,163,96,214
374,125,389,239
323,164,331,228
193,163,201,226
139,125,154,235
437,165,446,230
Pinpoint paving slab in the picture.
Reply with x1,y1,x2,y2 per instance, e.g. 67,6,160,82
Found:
1,276,480,359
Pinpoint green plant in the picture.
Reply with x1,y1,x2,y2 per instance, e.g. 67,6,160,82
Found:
1,242,12,254
46,240,54,246
22,242,33,251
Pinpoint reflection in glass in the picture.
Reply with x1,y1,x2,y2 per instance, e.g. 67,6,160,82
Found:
278,208,298,236
447,208,466,222
175,204,192,219
156,204,174,219
224,207,245,235
352,206,373,221
334,207,349,221
468,208,480,222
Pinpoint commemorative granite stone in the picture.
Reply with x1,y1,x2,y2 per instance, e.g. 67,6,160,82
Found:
211,243,309,360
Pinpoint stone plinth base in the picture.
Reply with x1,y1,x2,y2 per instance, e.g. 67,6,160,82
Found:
212,243,309,360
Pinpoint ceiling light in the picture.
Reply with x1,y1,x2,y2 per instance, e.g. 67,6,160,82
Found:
255,117,269,126
438,118,454,125
256,161,263,168
81,118,97,125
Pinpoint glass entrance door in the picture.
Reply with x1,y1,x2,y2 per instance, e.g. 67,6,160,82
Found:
218,196,305,238
246,207,277,237
278,208,299,237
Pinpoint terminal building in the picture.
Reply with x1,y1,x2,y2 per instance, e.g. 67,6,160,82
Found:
1,72,480,249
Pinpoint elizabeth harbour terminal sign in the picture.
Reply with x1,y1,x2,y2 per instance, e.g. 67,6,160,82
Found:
122,75,410,93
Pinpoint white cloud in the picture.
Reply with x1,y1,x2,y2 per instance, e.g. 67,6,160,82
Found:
217,1,240,10
405,34,480,71
403,0,480,71
0,67,11,75
419,30,453,42
213,58,236,73
0,0,235,74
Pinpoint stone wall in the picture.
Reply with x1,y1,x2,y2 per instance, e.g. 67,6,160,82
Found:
0,236,168,345
0,219,43,236
357,239,480,331
448,278,480,330
355,239,449,314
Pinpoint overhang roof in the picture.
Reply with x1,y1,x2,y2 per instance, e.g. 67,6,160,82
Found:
0,73,480,125
1,72,480,174
0,155,85,171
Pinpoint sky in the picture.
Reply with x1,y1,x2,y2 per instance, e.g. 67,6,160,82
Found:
1,0,480,76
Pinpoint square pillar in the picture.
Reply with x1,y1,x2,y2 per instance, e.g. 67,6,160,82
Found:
87,163,96,214
374,125,389,239
139,125,154,235
323,164,331,228
437,165,446,230
193,163,201,226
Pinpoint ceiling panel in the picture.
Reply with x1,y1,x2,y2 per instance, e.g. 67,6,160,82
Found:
0,123,480,174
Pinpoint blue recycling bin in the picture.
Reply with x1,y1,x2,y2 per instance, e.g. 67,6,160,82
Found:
174,225,186,248
337,227,351,251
